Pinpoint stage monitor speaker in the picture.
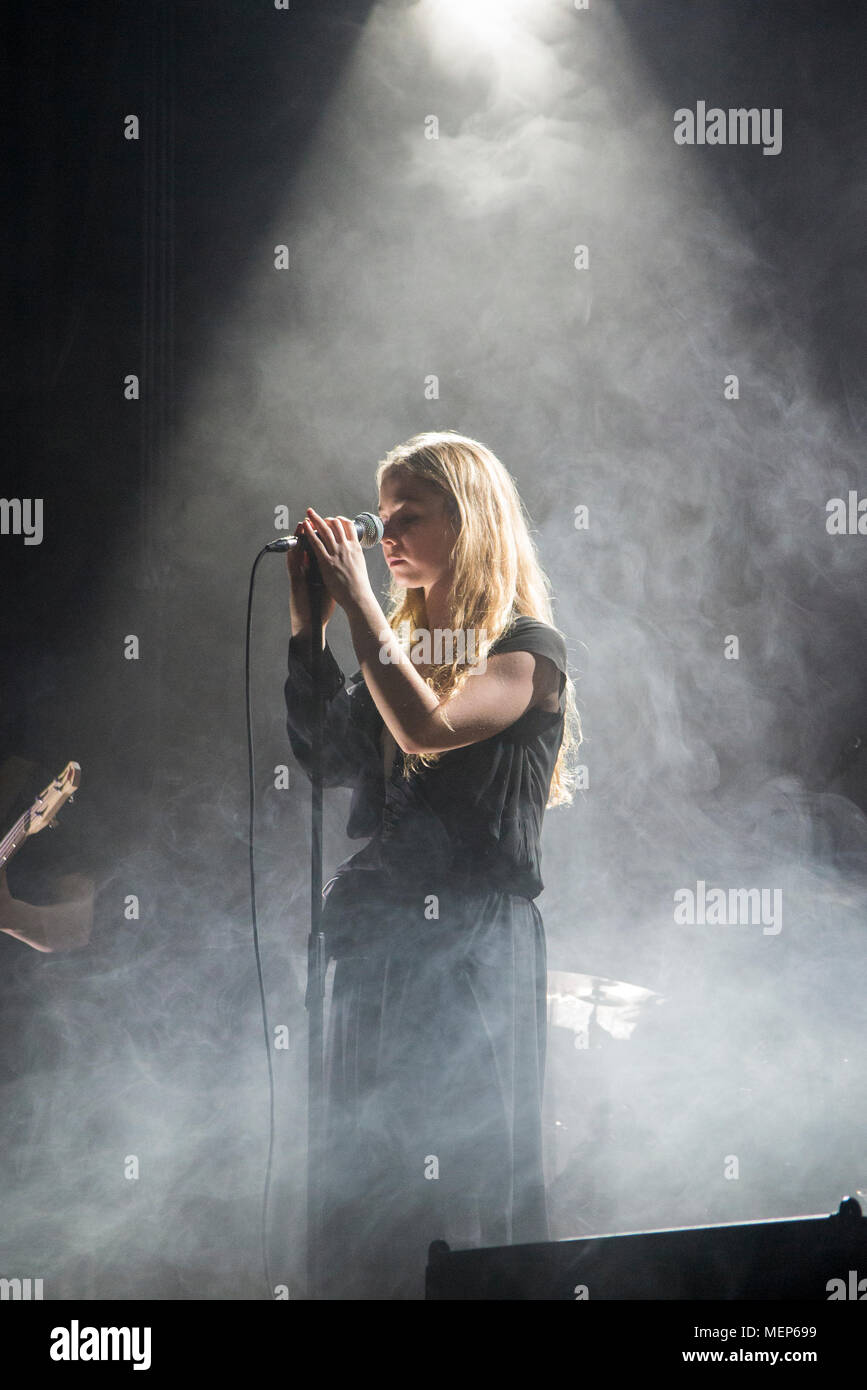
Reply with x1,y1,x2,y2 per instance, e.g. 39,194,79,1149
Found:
425,1198,867,1299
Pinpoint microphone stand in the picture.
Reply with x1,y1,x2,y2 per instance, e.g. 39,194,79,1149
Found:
303,549,327,1300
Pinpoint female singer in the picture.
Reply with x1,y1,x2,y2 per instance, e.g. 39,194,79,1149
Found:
285,431,581,1299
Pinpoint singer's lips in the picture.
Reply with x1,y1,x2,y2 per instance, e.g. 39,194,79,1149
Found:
387,557,407,565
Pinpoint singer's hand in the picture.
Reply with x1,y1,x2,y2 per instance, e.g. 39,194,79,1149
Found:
287,519,337,633
300,508,376,614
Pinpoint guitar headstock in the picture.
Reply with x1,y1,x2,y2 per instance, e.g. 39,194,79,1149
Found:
27,761,81,836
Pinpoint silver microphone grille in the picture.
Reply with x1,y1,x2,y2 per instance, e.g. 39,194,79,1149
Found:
357,512,384,547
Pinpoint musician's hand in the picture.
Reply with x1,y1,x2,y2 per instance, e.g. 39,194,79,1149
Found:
300,508,376,614
0,869,94,953
287,518,337,634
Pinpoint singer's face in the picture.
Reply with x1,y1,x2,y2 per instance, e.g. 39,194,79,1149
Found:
378,470,458,591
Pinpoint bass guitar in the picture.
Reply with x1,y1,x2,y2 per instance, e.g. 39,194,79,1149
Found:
0,761,81,870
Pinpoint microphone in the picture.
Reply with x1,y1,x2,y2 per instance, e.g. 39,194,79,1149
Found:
266,511,384,552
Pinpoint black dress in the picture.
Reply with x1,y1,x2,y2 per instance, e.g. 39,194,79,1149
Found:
284,615,568,1299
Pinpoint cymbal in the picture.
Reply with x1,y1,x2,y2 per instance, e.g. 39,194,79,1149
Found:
548,970,661,1007
547,970,663,1041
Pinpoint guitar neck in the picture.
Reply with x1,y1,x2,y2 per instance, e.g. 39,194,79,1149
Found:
0,810,32,871
0,762,81,874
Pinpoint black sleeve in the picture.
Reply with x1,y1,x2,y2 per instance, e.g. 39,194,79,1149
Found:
489,618,569,697
284,636,383,789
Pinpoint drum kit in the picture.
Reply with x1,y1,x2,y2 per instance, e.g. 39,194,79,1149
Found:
546,968,663,1047
543,969,667,1235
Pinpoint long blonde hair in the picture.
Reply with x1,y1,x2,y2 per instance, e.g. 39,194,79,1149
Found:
375,430,582,808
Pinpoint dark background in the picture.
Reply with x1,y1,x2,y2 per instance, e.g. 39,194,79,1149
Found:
1,0,866,1297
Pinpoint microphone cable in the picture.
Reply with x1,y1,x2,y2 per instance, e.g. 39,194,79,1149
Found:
244,512,382,1298
245,546,278,1301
